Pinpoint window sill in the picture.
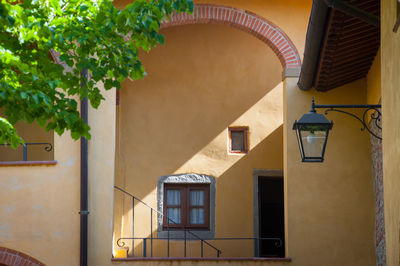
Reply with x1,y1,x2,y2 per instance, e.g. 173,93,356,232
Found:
0,160,57,166
157,229,214,240
112,257,292,262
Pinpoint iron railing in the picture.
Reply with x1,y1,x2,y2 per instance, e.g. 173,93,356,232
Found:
114,186,221,257
114,186,283,258
116,237,282,258
0,142,52,161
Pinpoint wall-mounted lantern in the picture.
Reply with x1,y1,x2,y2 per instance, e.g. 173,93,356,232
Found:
292,102,333,162
293,98,381,163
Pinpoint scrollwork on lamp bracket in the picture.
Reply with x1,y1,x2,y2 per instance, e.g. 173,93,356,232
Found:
312,98,382,140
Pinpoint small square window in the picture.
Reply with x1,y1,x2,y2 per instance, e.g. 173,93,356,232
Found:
228,127,249,154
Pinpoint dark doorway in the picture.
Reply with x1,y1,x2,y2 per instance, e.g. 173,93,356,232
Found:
258,176,285,257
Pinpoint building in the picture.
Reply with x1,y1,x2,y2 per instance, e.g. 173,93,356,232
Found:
0,0,399,265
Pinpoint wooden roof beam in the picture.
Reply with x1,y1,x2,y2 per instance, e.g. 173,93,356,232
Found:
324,0,380,27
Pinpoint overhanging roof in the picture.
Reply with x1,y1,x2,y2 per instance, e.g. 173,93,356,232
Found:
298,0,380,92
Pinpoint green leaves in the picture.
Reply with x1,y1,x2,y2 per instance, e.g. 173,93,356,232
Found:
0,117,23,148
0,0,193,146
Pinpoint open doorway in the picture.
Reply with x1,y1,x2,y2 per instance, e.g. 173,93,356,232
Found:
258,176,285,257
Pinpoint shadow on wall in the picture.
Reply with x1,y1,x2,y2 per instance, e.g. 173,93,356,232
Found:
116,23,282,198
114,125,283,258
113,23,284,256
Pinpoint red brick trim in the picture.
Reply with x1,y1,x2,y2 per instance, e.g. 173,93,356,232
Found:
160,4,301,70
0,247,45,266
50,5,301,70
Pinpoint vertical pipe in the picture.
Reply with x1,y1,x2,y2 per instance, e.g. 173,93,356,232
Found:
80,69,89,266
23,144,27,161
201,240,203,257
150,210,153,257
132,198,135,257
254,238,259,257
184,228,186,257
143,238,147,257
167,219,170,257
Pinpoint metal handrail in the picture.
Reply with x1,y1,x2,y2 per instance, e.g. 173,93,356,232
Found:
114,186,222,257
116,237,283,258
0,142,53,161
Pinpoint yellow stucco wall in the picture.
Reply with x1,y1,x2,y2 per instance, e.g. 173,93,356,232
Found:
88,86,117,265
284,78,376,266
0,133,80,265
97,0,313,264
366,48,381,105
381,0,400,265
114,0,312,64
115,22,284,258
194,0,311,59
3,1,379,266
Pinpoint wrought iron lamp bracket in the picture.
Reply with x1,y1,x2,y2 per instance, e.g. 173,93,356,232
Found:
311,99,382,140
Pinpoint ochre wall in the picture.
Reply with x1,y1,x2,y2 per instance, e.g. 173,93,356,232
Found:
381,0,400,265
88,86,117,265
0,132,80,265
114,0,312,62
194,0,311,59
115,23,284,258
112,0,315,263
366,49,381,105
284,78,376,266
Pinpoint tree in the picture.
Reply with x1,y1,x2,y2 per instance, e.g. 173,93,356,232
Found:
0,0,193,147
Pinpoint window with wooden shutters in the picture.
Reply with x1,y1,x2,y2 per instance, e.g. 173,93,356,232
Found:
163,184,210,229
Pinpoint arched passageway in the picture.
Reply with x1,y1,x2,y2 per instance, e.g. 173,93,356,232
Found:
160,4,301,70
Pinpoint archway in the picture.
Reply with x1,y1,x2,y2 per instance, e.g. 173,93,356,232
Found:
160,4,301,71
116,4,302,104
0,247,44,266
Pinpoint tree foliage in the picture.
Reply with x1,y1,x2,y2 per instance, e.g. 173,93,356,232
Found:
0,0,193,147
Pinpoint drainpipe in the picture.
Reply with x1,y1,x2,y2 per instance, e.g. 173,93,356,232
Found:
80,69,89,266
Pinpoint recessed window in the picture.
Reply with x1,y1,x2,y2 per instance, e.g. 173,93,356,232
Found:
163,184,209,229
157,173,216,239
228,127,249,154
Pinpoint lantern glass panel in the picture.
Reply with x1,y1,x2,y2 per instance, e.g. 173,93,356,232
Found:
300,129,327,158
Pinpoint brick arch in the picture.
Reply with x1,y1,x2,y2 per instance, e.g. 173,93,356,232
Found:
0,247,45,266
160,4,301,70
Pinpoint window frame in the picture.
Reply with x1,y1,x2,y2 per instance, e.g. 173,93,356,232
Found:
228,126,249,154
157,173,216,240
163,183,210,230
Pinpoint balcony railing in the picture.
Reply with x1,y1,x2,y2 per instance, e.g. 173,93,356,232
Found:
0,142,52,161
114,186,283,258
114,186,222,257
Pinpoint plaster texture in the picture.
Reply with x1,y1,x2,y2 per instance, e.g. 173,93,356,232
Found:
370,122,385,266
0,128,80,265
366,50,385,266
381,0,400,265
114,20,285,258
284,77,376,266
